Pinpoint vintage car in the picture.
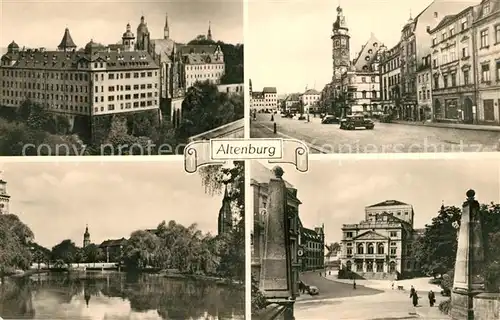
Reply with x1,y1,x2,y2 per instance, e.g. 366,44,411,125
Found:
340,115,375,130
308,285,320,295
321,115,339,124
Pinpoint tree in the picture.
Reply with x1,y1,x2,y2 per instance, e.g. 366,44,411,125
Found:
0,214,34,275
122,230,161,270
83,244,101,263
51,239,78,267
31,242,51,269
177,82,243,139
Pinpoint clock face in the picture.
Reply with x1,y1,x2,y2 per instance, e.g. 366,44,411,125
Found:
341,50,347,56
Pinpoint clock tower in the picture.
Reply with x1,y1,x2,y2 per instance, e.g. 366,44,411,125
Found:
331,6,350,81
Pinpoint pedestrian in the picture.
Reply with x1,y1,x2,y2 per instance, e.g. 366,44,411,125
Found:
353,280,356,290
428,290,436,307
410,286,418,307
391,282,394,290
319,272,321,277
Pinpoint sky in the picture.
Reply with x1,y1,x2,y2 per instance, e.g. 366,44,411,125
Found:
0,0,243,50
1,160,222,249
252,159,500,245
247,0,474,94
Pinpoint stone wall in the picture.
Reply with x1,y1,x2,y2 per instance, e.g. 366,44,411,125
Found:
473,293,500,320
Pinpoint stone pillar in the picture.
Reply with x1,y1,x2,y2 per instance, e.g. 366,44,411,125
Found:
260,166,294,306
451,189,485,320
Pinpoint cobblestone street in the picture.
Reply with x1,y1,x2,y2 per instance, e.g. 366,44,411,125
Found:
250,114,500,153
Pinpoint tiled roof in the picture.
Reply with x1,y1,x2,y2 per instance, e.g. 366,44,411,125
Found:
263,87,277,93
301,227,323,241
178,44,219,55
251,91,264,99
100,238,127,247
429,14,457,33
1,49,159,71
303,89,320,95
367,200,410,208
182,53,223,65
58,28,77,50
151,38,176,63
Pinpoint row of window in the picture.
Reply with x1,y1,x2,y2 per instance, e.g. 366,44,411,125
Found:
186,72,223,79
94,92,158,103
94,100,157,113
0,99,89,113
186,64,224,71
418,89,431,101
94,71,158,81
2,90,89,104
479,23,500,49
2,70,89,81
381,57,401,74
2,81,90,93
432,18,469,46
95,83,156,93
346,244,397,256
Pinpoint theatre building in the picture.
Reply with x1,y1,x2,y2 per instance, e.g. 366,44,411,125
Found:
340,200,423,280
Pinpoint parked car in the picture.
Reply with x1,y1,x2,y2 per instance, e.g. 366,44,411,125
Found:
340,115,375,130
308,285,319,295
321,115,339,124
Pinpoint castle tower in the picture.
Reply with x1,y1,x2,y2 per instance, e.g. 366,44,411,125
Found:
83,225,91,247
122,23,135,52
164,13,170,40
0,173,10,214
57,28,77,52
136,16,150,51
331,6,350,81
207,21,213,41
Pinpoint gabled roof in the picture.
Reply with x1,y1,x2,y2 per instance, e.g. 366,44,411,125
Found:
303,89,320,95
178,44,220,55
353,230,389,241
367,200,409,208
263,87,277,94
58,28,77,50
429,14,457,34
100,238,127,247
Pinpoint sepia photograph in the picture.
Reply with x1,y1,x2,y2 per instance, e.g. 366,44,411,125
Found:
0,160,244,319
249,0,500,153
250,159,500,319
0,0,244,156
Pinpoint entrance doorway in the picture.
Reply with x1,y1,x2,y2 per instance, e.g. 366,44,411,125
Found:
463,97,474,124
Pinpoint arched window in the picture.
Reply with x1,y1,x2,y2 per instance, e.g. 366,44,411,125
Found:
367,243,374,254
357,243,364,254
377,243,384,254
389,261,396,273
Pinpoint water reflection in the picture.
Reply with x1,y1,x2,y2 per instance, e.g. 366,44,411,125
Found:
0,271,244,319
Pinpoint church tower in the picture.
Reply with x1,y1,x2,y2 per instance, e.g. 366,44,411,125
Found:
164,13,170,40
122,23,135,52
207,21,213,41
217,185,232,235
331,6,350,81
0,173,10,215
83,225,90,248
136,16,150,51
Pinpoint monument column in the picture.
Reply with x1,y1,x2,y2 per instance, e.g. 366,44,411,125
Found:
451,189,485,320
260,166,295,319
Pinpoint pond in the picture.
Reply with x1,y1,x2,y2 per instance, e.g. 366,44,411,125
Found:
0,271,244,319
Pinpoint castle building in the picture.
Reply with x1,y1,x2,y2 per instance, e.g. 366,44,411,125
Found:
0,25,161,129
0,174,10,215
83,225,91,248
340,200,423,280
301,88,321,113
179,44,225,89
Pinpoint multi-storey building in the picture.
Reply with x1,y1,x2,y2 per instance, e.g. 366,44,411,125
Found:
284,93,301,113
179,44,225,89
251,161,301,297
379,0,475,120
342,68,382,115
300,224,325,271
1,25,161,129
301,88,321,113
340,200,423,280
428,6,477,123
99,238,127,263
249,82,278,112
416,54,433,120
0,175,10,215
473,0,500,125
380,43,402,115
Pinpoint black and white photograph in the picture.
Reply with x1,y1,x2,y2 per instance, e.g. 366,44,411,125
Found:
251,159,500,319
0,0,244,156
249,0,500,153
0,160,245,319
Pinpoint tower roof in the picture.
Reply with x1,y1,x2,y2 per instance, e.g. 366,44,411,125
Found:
122,23,135,39
137,16,149,34
7,41,19,50
58,28,77,50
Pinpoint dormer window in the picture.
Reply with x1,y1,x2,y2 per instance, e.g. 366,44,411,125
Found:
484,1,491,15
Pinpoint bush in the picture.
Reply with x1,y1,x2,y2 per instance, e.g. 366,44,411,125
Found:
251,276,267,313
439,299,451,315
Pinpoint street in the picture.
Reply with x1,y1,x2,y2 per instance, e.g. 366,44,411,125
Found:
250,113,500,153
294,273,450,320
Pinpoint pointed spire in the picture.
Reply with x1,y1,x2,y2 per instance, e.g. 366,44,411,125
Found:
164,13,170,40
207,20,213,41
57,27,77,51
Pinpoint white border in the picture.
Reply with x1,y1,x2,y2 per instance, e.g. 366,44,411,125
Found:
309,151,500,162
0,155,184,164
